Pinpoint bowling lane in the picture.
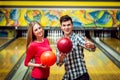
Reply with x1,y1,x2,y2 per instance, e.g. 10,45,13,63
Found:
48,44,65,80
0,37,12,45
100,38,120,54
0,37,26,80
84,48,120,80
48,44,120,80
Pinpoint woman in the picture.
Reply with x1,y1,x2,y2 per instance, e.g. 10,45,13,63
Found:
24,21,52,80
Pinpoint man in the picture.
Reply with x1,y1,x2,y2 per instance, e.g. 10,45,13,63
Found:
56,15,96,80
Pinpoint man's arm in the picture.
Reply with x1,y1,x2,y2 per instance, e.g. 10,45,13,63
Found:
84,37,96,52
56,51,66,66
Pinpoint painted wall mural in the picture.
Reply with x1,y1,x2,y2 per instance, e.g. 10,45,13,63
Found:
0,8,120,28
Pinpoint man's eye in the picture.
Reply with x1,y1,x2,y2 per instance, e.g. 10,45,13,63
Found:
63,25,66,27
67,24,71,26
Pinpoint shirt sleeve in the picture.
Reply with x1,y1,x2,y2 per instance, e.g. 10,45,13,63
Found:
77,35,86,47
24,43,36,66
77,35,95,51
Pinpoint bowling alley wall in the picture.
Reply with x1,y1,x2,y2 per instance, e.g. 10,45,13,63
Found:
0,8,120,27
0,0,120,38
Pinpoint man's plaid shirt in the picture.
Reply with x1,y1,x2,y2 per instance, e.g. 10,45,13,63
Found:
56,32,88,80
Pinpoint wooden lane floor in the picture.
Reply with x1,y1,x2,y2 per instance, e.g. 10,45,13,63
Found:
48,44,65,80
48,45,120,80
0,37,12,45
85,48,120,80
0,37,26,80
100,38,120,54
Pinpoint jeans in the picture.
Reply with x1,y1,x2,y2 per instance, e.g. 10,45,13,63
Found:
30,76,48,80
75,73,90,80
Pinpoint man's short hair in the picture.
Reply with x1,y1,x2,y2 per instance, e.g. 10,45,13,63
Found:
60,15,73,24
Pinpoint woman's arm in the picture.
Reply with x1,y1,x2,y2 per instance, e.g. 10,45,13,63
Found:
28,62,47,68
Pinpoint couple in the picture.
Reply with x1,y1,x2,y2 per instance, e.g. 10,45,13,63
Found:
24,15,96,80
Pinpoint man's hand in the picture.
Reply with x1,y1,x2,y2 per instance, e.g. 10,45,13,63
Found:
59,53,67,63
85,40,95,49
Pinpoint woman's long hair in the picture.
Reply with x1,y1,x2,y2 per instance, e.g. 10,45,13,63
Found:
26,21,42,49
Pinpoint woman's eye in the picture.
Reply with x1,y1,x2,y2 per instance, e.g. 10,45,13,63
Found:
35,29,37,31
39,27,42,29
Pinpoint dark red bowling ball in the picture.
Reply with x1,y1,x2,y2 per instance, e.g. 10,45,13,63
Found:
40,51,56,66
57,37,73,53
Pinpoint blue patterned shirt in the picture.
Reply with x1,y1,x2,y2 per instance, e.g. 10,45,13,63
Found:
56,32,88,80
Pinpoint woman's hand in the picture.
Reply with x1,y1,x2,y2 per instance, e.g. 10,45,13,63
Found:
28,62,49,68
39,64,49,68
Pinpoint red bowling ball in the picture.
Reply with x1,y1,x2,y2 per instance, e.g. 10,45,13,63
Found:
57,37,73,53
40,51,56,66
